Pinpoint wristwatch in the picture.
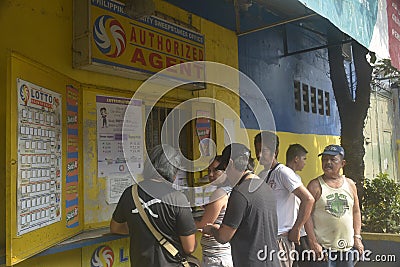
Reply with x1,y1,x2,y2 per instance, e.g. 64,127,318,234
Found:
354,234,362,240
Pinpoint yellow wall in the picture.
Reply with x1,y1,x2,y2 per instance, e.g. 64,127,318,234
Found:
13,250,81,267
274,132,340,185
6,53,84,266
82,87,135,229
0,0,237,265
0,47,6,255
245,130,340,186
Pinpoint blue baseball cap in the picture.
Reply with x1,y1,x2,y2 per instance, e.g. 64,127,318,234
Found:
318,145,345,157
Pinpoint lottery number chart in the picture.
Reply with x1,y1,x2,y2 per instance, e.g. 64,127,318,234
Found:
17,78,62,236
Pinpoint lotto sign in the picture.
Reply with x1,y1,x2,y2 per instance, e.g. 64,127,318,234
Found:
74,0,206,82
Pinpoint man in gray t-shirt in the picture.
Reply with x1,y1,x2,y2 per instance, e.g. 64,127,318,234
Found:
203,143,280,267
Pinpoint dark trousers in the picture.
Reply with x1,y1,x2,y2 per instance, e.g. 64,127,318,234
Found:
293,236,310,267
308,248,357,267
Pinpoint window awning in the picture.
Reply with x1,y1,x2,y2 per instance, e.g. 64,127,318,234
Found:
164,0,399,69
298,0,400,70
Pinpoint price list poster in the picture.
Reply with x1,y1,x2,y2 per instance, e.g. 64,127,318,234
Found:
96,95,143,204
17,79,62,236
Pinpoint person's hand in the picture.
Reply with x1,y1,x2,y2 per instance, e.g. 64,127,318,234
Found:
288,228,300,244
202,223,220,237
309,241,326,261
353,237,364,257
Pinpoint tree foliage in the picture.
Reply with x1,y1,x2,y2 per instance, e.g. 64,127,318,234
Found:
362,173,400,233
372,58,400,79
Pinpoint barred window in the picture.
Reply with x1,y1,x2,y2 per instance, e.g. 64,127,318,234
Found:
318,89,324,115
145,106,191,158
310,87,317,114
294,80,301,111
302,83,310,112
293,80,330,116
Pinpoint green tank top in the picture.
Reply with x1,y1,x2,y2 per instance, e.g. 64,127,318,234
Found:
312,176,354,251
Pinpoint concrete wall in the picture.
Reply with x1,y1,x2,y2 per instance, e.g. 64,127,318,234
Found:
238,22,341,184
238,23,340,136
364,85,398,182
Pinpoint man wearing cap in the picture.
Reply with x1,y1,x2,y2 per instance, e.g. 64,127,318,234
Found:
255,131,314,267
305,145,364,266
203,143,279,267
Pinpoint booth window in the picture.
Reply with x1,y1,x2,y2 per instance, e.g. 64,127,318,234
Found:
145,106,191,159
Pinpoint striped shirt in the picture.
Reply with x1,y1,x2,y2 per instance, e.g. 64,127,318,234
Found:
201,185,232,257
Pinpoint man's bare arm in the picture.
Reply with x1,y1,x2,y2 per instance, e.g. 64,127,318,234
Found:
110,219,129,235
179,234,197,254
304,179,323,259
348,178,364,255
289,185,315,243
203,223,237,244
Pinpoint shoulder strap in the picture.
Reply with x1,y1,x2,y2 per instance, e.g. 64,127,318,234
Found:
237,171,253,185
266,163,280,183
131,184,181,258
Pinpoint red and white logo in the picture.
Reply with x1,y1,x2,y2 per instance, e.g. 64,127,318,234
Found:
91,245,114,267
93,15,126,58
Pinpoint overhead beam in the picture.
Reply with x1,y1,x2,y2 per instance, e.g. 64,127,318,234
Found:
281,39,353,57
237,13,317,36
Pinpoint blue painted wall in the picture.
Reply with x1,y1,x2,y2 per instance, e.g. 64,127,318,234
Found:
239,23,341,136
164,0,281,33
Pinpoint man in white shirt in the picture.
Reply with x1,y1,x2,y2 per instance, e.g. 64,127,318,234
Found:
254,132,314,267
286,144,309,267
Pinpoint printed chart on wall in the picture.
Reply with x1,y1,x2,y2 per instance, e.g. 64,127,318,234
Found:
96,95,143,204
17,78,62,236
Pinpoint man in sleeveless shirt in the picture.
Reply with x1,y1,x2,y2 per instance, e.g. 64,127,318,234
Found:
255,132,314,267
305,145,364,267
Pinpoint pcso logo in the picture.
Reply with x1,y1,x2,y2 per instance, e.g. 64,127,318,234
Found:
19,84,30,105
91,245,114,267
93,15,126,58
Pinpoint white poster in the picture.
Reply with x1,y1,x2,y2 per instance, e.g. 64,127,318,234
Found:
107,176,134,204
173,170,188,191
17,78,62,236
96,95,143,203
